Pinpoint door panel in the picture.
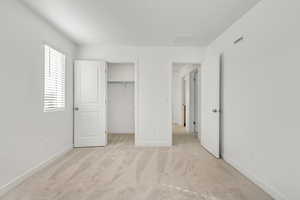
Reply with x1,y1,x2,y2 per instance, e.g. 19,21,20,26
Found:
80,65,100,103
74,60,107,147
201,51,221,158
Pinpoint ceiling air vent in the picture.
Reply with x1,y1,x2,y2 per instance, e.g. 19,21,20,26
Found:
234,36,244,44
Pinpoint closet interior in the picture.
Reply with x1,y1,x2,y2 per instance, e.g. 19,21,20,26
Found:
107,62,135,143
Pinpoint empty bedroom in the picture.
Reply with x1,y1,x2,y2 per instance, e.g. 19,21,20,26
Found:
0,0,299,199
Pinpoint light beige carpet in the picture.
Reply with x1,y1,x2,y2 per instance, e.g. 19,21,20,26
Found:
1,128,273,200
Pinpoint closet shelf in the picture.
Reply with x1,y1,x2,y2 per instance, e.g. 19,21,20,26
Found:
108,81,135,84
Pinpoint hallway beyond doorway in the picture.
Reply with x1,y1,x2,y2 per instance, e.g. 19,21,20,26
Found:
173,124,189,135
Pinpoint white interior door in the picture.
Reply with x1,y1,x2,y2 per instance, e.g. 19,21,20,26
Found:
194,70,199,135
74,60,107,147
190,70,198,136
201,51,221,158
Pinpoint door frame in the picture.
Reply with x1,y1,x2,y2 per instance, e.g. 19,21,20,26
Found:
73,59,140,146
169,62,201,145
219,53,224,158
182,79,186,127
190,69,200,137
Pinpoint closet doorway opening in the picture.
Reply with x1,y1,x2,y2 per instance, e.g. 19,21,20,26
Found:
107,62,136,146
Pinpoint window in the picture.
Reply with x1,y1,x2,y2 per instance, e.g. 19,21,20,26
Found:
44,45,66,112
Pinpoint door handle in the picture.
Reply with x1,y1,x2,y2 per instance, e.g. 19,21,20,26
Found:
74,107,79,111
212,109,219,113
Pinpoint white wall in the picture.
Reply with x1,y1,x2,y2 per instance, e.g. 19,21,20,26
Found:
0,0,77,195
206,0,300,199
108,83,135,134
78,46,206,146
172,72,182,125
108,63,135,134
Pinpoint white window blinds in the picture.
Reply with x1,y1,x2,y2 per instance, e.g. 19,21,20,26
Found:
44,45,66,112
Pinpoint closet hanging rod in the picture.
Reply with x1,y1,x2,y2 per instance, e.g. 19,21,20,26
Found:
108,81,135,84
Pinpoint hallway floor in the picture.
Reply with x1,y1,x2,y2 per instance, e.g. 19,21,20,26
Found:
1,130,273,200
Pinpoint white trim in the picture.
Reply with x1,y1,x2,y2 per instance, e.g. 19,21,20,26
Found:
0,145,73,197
223,155,288,200
134,59,140,146
169,61,174,146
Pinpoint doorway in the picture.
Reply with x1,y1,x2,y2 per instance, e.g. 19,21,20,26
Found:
107,62,136,146
190,69,199,137
171,63,201,145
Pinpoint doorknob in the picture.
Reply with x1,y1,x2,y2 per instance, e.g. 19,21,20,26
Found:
212,109,219,113
74,107,79,111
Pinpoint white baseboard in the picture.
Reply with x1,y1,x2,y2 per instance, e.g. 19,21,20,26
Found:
0,145,73,197
135,140,172,147
223,155,288,200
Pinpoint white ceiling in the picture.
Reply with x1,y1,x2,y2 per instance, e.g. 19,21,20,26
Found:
20,0,261,46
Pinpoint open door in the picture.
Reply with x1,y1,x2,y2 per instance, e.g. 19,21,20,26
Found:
191,70,199,136
74,60,107,147
201,51,221,158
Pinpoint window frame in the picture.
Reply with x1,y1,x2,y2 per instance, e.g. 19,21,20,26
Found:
43,44,67,113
